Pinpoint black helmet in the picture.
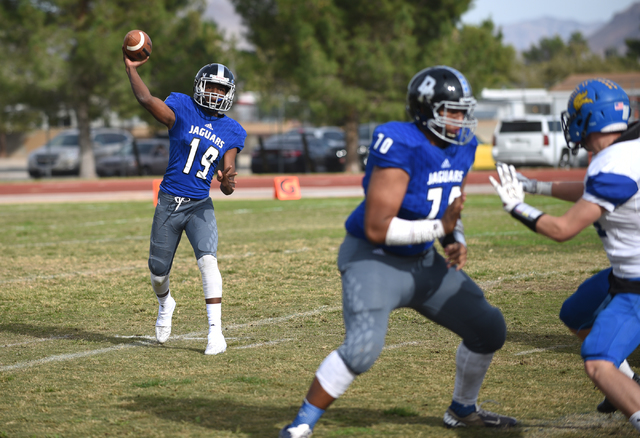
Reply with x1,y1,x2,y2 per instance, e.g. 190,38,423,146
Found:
193,63,236,112
407,66,477,145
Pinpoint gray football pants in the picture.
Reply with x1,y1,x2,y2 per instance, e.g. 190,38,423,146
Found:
148,190,218,276
336,234,506,375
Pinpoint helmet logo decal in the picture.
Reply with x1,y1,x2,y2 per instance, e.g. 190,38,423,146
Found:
596,78,618,90
417,75,436,102
573,91,593,111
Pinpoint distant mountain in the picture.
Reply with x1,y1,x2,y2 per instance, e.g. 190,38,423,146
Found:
499,2,640,55
500,17,603,52
587,2,640,56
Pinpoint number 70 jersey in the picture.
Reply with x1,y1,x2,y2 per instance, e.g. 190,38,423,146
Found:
160,92,246,200
345,121,477,256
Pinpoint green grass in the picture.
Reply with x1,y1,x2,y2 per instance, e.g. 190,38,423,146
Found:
0,195,637,437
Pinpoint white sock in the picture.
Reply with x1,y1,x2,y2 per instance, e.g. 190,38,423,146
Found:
157,290,172,306
629,410,640,432
452,342,494,406
207,303,221,330
155,291,175,327
620,360,634,379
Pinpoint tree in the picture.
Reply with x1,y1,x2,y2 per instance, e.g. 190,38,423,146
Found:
428,20,517,93
0,0,228,177
518,32,635,89
231,0,474,173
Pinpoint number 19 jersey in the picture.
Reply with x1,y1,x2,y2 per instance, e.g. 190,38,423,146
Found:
345,121,477,256
160,92,246,200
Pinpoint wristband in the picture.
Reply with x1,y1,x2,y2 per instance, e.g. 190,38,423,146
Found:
510,203,545,232
385,217,445,246
440,219,466,247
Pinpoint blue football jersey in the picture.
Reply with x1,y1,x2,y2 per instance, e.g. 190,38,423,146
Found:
345,121,477,256
160,93,246,199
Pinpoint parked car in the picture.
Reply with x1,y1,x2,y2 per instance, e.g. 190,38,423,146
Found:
28,128,134,177
251,130,333,174
491,115,588,168
251,126,371,174
96,138,170,177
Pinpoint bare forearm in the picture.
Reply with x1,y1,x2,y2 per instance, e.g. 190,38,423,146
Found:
126,66,154,109
551,181,584,202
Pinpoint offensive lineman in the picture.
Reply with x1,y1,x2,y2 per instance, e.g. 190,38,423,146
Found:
279,66,516,438
123,50,246,355
491,78,640,433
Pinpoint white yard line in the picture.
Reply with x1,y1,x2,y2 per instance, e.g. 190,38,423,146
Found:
0,306,340,372
514,344,579,356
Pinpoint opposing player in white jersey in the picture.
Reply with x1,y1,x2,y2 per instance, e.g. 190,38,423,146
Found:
279,66,516,438
491,78,640,433
123,52,246,355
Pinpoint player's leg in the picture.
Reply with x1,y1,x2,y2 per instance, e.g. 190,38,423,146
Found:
582,293,640,431
280,235,408,438
411,250,515,428
149,191,185,343
184,198,226,355
559,268,639,412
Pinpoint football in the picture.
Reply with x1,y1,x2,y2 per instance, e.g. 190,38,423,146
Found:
123,30,152,61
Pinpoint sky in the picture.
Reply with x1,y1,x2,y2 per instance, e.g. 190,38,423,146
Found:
208,0,640,49
461,0,638,25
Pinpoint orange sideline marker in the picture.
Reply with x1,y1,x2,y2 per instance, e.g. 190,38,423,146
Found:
152,178,162,206
274,176,301,200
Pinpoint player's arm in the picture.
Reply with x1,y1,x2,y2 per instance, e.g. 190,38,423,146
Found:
440,175,468,270
217,147,239,195
515,168,584,202
364,166,463,245
535,199,604,242
491,163,603,241
123,50,175,129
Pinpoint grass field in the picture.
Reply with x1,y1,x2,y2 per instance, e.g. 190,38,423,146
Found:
1,194,638,437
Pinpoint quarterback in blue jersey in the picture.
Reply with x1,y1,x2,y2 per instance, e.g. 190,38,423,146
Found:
124,52,246,355
491,78,640,434
279,66,515,438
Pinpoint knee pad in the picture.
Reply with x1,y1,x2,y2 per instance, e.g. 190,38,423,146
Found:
465,306,506,354
197,254,222,299
150,273,169,296
337,335,384,375
148,256,170,278
316,350,356,399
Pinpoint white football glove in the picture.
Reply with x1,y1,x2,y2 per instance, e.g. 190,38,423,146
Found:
489,163,525,212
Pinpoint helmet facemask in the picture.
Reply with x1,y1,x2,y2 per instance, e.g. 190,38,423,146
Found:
427,97,477,145
194,76,235,112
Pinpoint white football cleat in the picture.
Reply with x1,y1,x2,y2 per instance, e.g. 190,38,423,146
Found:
204,325,227,355
155,296,176,344
279,424,312,438
155,326,171,344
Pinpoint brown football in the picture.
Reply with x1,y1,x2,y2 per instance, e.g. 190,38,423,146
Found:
123,30,152,61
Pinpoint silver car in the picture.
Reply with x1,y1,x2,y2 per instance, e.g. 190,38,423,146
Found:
96,138,170,177
28,128,134,178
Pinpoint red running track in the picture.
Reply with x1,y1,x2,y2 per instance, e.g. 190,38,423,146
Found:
0,169,587,195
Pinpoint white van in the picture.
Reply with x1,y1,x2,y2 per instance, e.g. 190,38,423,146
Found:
492,115,588,167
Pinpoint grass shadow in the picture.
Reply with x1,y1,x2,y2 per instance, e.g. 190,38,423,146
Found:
121,395,526,437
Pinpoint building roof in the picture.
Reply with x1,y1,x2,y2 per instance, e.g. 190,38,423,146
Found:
550,72,640,94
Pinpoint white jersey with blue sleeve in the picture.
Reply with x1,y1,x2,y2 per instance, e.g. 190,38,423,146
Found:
160,92,246,199
583,134,640,278
345,121,477,256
